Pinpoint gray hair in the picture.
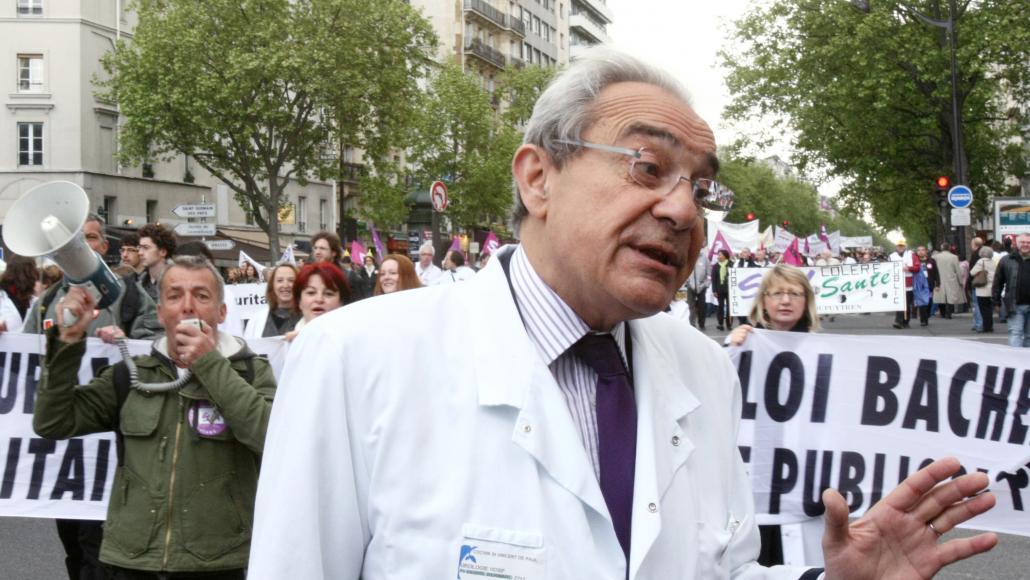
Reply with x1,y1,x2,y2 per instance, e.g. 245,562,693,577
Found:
157,254,225,303
510,46,695,235
419,241,435,256
978,246,993,259
85,212,106,234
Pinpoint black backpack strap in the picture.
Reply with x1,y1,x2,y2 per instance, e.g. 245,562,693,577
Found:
111,362,132,467
38,282,62,324
118,275,141,336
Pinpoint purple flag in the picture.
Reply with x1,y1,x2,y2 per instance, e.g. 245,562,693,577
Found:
782,238,804,266
707,229,733,262
818,224,830,246
483,232,500,255
350,240,367,264
449,236,462,252
370,223,386,264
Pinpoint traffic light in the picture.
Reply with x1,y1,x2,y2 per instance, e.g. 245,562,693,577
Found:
935,176,951,190
746,211,756,221
781,220,790,230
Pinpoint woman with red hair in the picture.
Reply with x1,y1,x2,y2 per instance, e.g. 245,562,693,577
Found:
284,261,350,342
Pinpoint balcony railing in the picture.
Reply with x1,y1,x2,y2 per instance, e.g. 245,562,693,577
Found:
464,0,505,29
464,0,525,37
341,162,366,182
464,38,506,70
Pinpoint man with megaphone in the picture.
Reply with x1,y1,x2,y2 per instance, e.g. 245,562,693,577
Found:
3,182,163,579
33,255,276,579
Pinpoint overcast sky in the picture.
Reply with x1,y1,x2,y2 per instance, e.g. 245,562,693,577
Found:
605,0,756,149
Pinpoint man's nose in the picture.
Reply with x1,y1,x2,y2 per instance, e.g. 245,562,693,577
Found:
651,181,698,230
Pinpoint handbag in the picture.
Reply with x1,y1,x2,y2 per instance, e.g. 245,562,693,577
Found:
971,269,988,288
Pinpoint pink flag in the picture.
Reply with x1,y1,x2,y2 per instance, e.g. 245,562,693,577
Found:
803,236,811,256
482,231,500,255
370,223,386,264
818,224,830,246
350,240,367,264
707,229,733,262
782,238,804,266
449,236,462,252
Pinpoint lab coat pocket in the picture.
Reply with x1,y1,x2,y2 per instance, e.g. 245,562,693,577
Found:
695,521,733,580
457,523,546,580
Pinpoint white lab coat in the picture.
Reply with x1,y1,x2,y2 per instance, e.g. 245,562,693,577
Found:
0,291,23,331
250,247,814,580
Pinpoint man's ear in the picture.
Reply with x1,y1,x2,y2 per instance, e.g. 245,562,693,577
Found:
512,144,551,220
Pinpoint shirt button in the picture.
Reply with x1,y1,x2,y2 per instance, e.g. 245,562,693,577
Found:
671,435,681,446
648,502,657,513
522,424,532,434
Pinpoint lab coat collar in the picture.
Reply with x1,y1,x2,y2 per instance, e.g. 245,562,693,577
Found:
626,318,701,577
468,245,612,525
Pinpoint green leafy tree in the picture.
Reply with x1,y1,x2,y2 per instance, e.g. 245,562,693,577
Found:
100,0,436,254
721,0,1030,243
409,63,553,231
719,156,888,246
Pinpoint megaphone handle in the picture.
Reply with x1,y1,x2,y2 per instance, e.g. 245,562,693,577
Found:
62,307,79,327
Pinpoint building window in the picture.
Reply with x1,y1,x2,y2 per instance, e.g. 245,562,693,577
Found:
319,199,328,231
297,196,307,232
18,122,43,166
17,0,42,15
17,54,44,92
146,200,157,224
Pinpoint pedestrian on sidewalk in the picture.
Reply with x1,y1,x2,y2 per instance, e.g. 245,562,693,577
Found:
969,246,996,333
993,233,1030,347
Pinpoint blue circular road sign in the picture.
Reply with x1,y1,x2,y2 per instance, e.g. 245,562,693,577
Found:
947,185,973,209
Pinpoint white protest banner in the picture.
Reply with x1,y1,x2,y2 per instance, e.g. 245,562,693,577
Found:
840,236,873,248
707,219,760,253
729,331,1030,537
219,282,266,337
0,333,288,520
728,262,904,316
774,227,796,253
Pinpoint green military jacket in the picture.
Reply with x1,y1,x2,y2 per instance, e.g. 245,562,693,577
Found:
33,331,276,573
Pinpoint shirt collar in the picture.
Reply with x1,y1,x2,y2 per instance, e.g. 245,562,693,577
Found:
508,245,626,366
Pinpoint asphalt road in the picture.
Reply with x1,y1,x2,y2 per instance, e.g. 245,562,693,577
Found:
0,311,1023,579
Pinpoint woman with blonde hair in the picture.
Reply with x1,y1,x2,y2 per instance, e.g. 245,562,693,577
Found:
725,263,820,567
727,264,820,345
244,263,302,339
374,254,422,295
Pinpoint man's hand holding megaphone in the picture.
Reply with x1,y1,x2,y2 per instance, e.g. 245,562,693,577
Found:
55,287,99,344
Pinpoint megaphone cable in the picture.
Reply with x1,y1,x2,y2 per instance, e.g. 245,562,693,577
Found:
116,338,193,392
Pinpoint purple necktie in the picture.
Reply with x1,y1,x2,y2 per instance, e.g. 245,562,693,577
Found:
571,332,637,561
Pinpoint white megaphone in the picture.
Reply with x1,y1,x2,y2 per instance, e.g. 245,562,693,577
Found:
3,181,122,324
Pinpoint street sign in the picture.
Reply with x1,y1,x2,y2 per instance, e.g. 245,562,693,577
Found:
173,222,216,236
172,203,216,218
203,239,235,251
430,180,449,212
951,208,971,226
947,185,973,209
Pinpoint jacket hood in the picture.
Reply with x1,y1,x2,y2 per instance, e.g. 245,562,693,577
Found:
153,331,252,362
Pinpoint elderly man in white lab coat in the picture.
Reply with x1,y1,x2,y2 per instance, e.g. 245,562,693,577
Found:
249,47,996,580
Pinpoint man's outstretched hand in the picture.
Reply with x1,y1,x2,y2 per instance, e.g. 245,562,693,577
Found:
822,457,997,580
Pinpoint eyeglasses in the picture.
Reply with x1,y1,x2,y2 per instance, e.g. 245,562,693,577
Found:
764,290,805,301
554,139,735,211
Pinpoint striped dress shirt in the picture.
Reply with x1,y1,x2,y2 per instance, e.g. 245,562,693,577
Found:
509,245,628,481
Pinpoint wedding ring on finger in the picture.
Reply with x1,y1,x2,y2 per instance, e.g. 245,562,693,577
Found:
927,521,943,537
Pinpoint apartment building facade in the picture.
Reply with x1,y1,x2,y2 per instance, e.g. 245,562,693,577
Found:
0,0,334,260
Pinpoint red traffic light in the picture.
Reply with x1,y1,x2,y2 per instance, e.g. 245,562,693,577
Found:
746,212,756,221
935,176,951,190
